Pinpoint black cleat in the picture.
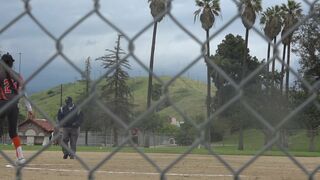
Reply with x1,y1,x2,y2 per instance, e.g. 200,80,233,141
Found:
63,154,68,159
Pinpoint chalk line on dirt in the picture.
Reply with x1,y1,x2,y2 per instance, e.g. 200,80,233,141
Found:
5,164,246,177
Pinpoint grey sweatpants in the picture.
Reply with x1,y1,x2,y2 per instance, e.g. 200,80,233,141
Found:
61,127,80,156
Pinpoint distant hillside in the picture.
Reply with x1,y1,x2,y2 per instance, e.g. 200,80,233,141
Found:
22,76,214,124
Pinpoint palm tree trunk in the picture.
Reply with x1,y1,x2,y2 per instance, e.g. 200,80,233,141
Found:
285,41,291,99
104,126,108,146
147,22,158,108
238,28,249,151
266,42,271,93
113,127,118,147
280,44,287,94
267,43,270,73
243,28,249,75
282,41,291,150
145,22,158,148
85,130,88,146
272,37,276,84
206,30,212,146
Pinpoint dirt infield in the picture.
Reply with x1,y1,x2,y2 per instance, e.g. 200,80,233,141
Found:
1,150,320,180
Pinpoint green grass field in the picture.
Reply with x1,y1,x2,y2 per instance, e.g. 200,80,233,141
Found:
2,144,320,157
2,128,320,157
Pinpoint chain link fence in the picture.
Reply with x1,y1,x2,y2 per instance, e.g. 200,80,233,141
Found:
0,0,320,179
75,132,173,147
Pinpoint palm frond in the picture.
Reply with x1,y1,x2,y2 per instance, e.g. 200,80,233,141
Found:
260,14,267,25
194,8,202,23
260,7,272,25
210,0,221,13
252,0,263,13
212,10,220,16
195,0,204,7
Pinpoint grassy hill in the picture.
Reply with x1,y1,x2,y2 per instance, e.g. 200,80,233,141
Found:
23,76,212,124
19,77,320,152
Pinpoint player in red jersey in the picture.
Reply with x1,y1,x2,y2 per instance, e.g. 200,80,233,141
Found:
0,53,33,165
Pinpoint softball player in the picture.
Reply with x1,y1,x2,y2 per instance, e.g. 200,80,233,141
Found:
0,53,33,165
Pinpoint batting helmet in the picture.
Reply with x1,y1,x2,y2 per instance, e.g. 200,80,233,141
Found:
1,53,15,67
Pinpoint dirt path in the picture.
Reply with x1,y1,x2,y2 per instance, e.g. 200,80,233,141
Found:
1,151,320,180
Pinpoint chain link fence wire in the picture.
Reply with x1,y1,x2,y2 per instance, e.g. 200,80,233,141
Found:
0,0,320,179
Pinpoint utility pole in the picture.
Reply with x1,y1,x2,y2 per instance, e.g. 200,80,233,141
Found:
18,52,22,74
60,84,63,107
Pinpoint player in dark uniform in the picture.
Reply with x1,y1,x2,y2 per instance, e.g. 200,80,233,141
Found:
0,53,33,165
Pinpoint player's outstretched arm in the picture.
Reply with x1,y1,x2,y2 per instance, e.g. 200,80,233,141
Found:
23,92,34,119
18,76,34,119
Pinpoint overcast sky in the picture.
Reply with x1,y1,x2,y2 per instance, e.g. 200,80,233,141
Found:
0,0,313,93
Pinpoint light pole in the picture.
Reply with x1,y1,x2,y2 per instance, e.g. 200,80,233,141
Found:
18,52,22,74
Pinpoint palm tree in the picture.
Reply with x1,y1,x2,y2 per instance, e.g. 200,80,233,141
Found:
260,7,274,74
280,0,302,97
279,0,302,149
260,6,283,85
270,6,283,83
241,0,262,75
239,0,262,150
260,5,282,144
260,6,282,146
194,0,221,145
280,28,287,93
146,0,167,148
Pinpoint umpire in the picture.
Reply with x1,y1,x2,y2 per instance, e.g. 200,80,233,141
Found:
57,96,83,159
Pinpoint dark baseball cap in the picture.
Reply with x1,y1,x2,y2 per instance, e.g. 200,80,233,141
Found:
1,53,15,62
65,96,73,104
